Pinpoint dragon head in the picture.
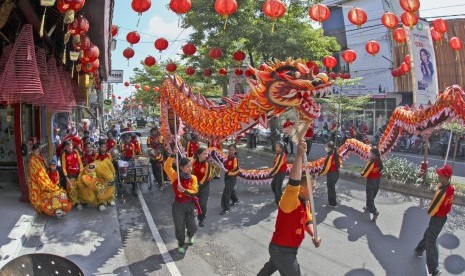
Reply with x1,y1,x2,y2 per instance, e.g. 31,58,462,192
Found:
248,59,333,122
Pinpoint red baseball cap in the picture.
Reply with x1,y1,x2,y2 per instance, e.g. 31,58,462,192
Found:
436,165,453,178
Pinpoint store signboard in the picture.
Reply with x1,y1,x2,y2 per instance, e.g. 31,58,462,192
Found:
108,70,123,83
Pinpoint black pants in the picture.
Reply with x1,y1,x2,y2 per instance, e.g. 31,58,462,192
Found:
172,200,197,247
366,178,380,214
271,172,286,204
327,171,339,206
257,243,301,276
197,182,210,221
221,175,238,211
150,160,163,187
415,216,447,274
283,137,294,154
305,139,312,156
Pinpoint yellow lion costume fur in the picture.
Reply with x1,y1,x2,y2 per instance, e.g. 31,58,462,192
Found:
77,159,116,208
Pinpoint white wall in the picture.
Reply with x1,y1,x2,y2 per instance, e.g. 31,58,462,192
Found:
330,0,396,95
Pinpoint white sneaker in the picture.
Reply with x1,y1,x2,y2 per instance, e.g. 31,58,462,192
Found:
55,209,63,218
76,204,83,211
109,200,116,206
98,205,106,211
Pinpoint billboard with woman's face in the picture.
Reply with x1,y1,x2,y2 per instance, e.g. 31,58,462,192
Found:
228,67,249,98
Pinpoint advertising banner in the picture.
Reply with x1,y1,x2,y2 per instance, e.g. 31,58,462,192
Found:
408,19,439,105
228,67,249,98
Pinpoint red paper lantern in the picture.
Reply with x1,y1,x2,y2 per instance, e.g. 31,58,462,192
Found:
433,19,448,34
400,62,410,73
430,27,442,42
123,47,135,60
80,44,100,63
233,50,246,62
400,0,420,14
328,72,336,79
182,43,196,56
365,40,380,56
218,68,227,75
155,38,169,53
401,11,418,29
308,4,330,23
132,0,151,15
170,0,192,15
393,28,407,44
135,84,140,89
127,31,140,46
214,0,237,28
203,68,213,77
263,0,286,21
449,37,463,51
64,0,86,12
234,68,243,75
185,66,195,75
259,63,267,71
166,63,177,72
263,0,286,32
57,0,69,14
124,82,130,87
245,69,254,77
144,85,150,91
144,56,156,67
72,35,91,51
209,48,223,60
323,56,337,71
69,15,89,35
111,25,118,37
154,87,160,92
342,49,357,64
381,12,398,30
305,61,319,75
391,69,399,77
404,55,410,66
118,96,121,100
81,59,99,73
347,8,367,29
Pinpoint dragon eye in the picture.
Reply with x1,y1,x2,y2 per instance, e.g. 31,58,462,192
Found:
294,71,301,79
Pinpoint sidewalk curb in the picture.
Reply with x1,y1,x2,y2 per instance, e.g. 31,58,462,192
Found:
0,213,37,269
237,146,465,206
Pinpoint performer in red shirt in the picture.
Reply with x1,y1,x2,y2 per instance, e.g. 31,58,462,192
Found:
61,140,84,209
220,144,240,215
304,124,314,156
283,118,294,154
164,149,199,254
258,140,320,276
269,141,288,204
186,135,200,158
415,165,455,276
106,131,117,152
147,127,164,149
361,147,383,221
81,142,96,167
319,141,341,207
95,140,112,162
192,147,213,227
121,135,135,161
130,133,142,155
47,160,60,187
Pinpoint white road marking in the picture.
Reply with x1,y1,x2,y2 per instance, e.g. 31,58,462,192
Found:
136,187,181,276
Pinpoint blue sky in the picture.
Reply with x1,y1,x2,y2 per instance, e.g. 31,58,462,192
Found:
110,0,465,101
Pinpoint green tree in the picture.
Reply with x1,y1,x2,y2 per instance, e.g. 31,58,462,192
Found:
316,78,371,145
443,122,465,167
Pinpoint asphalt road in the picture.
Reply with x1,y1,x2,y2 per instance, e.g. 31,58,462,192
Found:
125,129,465,276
